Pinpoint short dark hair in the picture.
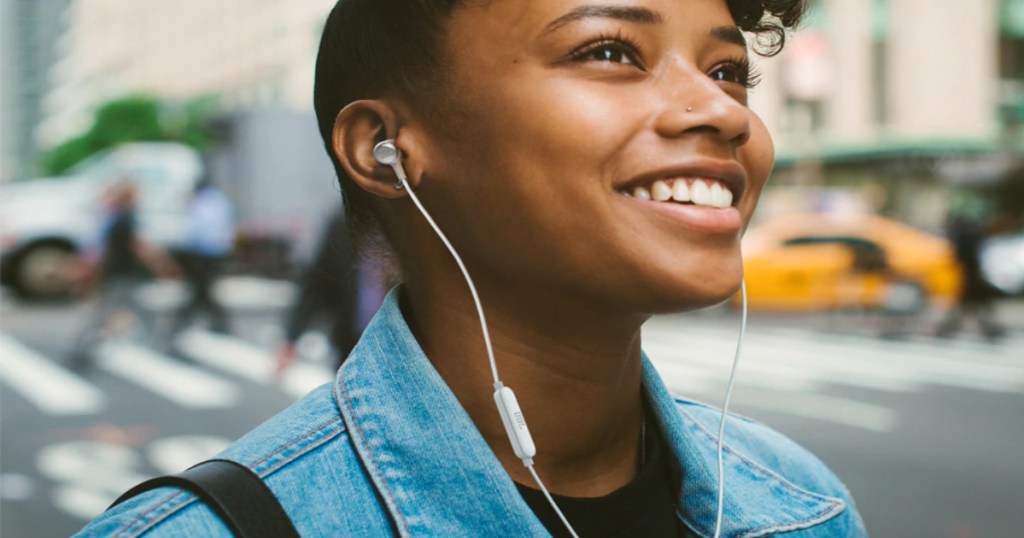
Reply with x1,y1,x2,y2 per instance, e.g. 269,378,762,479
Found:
313,0,807,252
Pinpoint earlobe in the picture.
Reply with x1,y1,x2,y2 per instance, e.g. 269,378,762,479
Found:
332,100,411,199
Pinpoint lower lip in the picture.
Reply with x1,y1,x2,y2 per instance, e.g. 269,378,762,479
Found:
625,196,743,234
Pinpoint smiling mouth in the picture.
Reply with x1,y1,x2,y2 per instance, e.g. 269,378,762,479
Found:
619,178,734,209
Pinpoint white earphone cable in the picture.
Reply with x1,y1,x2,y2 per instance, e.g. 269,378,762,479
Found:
526,462,580,538
397,174,501,386
389,143,743,538
396,171,579,538
713,278,747,538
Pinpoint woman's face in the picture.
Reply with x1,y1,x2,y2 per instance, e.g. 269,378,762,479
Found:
408,0,774,313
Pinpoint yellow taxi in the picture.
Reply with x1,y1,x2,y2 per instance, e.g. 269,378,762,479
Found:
740,213,962,311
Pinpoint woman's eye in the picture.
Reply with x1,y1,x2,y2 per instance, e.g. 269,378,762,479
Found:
568,36,645,70
579,44,638,66
708,59,761,89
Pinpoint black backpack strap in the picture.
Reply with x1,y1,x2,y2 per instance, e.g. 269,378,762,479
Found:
110,458,300,538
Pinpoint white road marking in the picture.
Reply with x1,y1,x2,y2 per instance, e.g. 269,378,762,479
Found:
36,441,147,491
52,484,118,521
96,342,238,408
136,277,297,312
37,441,149,520
651,349,902,432
0,473,36,501
0,334,105,415
38,435,238,521
644,319,1022,431
643,320,1024,393
175,329,334,399
147,435,232,475
731,388,898,433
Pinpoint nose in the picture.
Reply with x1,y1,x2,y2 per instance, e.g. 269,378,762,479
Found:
653,66,751,148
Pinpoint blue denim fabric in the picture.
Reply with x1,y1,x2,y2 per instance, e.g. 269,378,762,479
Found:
77,289,868,537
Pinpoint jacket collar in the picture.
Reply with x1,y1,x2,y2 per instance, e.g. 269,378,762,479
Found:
335,289,843,537
643,358,846,537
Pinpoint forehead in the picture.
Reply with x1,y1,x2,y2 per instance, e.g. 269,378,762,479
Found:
451,0,738,40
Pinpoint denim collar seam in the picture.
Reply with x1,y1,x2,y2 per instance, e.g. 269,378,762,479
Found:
249,417,345,476
737,501,847,538
677,509,711,538
116,490,194,538
335,373,412,537
675,479,845,538
670,406,844,537
678,406,846,507
673,396,760,425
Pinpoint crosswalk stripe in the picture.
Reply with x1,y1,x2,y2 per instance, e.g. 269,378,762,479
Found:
175,330,334,399
643,321,1024,393
645,340,924,393
96,342,239,408
726,387,899,433
653,361,901,432
0,334,105,415
768,325,1022,364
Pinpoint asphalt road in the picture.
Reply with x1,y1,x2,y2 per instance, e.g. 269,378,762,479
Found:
1,280,1021,537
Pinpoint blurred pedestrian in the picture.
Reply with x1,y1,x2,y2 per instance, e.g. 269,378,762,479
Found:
274,209,386,375
171,178,235,336
68,180,178,369
936,213,1005,340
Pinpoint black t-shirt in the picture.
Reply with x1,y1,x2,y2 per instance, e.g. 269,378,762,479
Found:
515,416,692,538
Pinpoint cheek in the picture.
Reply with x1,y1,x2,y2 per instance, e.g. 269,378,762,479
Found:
433,77,643,238
738,112,774,206
451,74,643,186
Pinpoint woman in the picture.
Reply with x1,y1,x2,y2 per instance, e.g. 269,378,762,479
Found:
79,0,866,536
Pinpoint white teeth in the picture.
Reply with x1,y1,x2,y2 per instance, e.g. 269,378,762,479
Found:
710,182,726,208
633,186,651,200
628,178,734,208
690,180,712,207
671,180,691,202
651,180,672,201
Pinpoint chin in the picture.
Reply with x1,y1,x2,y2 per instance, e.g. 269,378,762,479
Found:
641,259,744,314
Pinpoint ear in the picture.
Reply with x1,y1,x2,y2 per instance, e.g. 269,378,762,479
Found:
332,100,416,199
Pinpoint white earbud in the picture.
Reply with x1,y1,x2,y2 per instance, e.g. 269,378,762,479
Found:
373,139,408,190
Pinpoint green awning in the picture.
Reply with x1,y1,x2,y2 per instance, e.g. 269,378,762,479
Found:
775,138,1005,169
1002,0,1024,37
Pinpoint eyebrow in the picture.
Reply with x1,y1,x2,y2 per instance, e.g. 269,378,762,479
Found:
545,5,663,34
712,26,747,48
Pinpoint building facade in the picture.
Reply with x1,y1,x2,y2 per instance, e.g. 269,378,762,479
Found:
1,0,73,181
748,0,1017,228
37,0,335,147
27,0,1024,226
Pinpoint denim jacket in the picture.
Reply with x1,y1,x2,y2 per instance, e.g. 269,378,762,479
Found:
78,290,868,537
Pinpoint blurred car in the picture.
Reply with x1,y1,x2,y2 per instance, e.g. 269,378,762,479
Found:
980,231,1024,296
0,143,202,299
740,213,962,312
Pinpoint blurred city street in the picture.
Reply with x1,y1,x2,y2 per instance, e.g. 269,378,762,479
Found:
3,0,1024,536
1,279,1021,537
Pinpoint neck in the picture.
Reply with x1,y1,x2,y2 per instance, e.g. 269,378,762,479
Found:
402,269,649,497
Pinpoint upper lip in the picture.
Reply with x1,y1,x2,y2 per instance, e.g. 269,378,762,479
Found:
617,159,748,200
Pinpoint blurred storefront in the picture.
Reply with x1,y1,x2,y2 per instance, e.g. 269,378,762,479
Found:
749,0,1023,232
